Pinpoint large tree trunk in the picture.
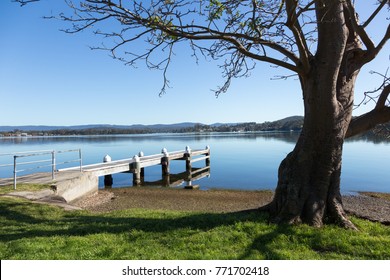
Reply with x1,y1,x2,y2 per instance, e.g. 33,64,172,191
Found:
267,75,356,228
265,1,363,229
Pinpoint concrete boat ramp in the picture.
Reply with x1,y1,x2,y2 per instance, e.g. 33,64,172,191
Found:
0,147,210,204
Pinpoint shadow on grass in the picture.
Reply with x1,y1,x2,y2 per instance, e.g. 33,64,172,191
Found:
238,224,296,259
0,199,265,240
0,201,47,224
3,198,386,259
0,197,308,259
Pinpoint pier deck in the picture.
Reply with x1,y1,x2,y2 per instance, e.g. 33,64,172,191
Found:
1,147,211,202
58,148,210,176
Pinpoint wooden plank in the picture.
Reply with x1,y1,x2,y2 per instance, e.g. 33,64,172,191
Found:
191,149,209,156
169,151,187,160
58,158,134,172
191,166,210,176
190,155,210,164
140,159,162,168
87,165,132,177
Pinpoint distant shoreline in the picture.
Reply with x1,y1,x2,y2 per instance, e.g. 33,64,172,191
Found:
1,115,388,139
0,130,300,137
0,116,304,135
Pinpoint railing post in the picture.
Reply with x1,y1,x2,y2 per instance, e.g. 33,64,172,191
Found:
51,150,56,180
13,155,17,190
79,149,83,172
205,145,211,167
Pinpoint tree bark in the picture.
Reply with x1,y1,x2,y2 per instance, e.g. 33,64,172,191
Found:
267,73,357,229
264,1,363,229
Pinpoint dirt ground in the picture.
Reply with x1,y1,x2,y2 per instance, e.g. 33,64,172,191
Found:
71,187,390,225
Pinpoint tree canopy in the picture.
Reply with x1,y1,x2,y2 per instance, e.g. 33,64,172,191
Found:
14,1,389,99
29,0,388,133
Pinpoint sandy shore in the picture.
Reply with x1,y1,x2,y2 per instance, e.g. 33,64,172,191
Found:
72,187,390,225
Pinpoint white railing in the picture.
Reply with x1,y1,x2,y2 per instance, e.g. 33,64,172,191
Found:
0,149,82,190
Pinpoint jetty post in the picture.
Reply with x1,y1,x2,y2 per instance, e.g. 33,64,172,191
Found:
160,148,170,186
161,148,170,176
132,155,141,186
103,155,113,188
138,151,145,181
184,146,192,173
205,145,211,167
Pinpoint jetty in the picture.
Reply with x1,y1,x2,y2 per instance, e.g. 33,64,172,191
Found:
0,146,210,202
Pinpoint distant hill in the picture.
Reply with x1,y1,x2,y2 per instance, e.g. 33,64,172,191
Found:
1,118,300,133
0,123,200,133
2,116,388,139
2,115,389,138
264,115,304,131
0,125,64,132
0,118,305,134
214,116,304,132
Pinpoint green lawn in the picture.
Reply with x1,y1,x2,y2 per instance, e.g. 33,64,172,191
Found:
0,184,50,195
0,196,389,260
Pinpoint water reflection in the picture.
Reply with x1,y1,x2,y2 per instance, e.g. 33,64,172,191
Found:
3,132,387,146
124,167,212,189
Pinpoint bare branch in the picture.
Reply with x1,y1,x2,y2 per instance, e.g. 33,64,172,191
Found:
376,83,390,109
14,0,387,100
355,69,390,109
362,0,388,28
363,24,390,64
12,0,39,6
346,105,390,138
285,0,311,73
344,0,390,64
344,0,375,50
347,71,390,138
54,0,308,95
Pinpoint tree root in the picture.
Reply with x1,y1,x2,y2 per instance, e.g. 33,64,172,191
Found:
328,198,359,230
258,201,359,230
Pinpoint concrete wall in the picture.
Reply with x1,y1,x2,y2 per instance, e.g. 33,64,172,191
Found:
54,172,98,203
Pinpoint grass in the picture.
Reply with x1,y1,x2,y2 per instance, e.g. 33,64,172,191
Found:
0,184,50,195
0,196,389,260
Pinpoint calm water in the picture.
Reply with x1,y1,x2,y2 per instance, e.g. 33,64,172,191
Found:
0,132,389,193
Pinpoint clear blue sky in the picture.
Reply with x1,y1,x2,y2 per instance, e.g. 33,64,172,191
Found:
0,1,388,126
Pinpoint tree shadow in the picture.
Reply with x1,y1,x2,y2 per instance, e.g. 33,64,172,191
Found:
0,201,46,225
1,199,356,259
0,200,264,241
239,224,297,259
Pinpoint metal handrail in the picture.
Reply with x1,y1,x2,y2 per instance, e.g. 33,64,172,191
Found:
0,149,82,190
0,150,54,156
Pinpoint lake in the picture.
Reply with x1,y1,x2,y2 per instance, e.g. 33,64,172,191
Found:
0,132,389,193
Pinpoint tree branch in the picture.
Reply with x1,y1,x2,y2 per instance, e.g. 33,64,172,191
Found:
285,0,311,73
376,83,390,110
12,0,39,6
98,1,303,74
346,107,390,138
362,0,388,28
344,0,375,50
345,0,390,65
363,24,390,64
347,84,390,138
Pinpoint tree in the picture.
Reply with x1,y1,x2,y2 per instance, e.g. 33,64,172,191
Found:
15,0,390,229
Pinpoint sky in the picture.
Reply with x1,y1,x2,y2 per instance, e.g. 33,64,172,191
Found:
0,0,389,126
